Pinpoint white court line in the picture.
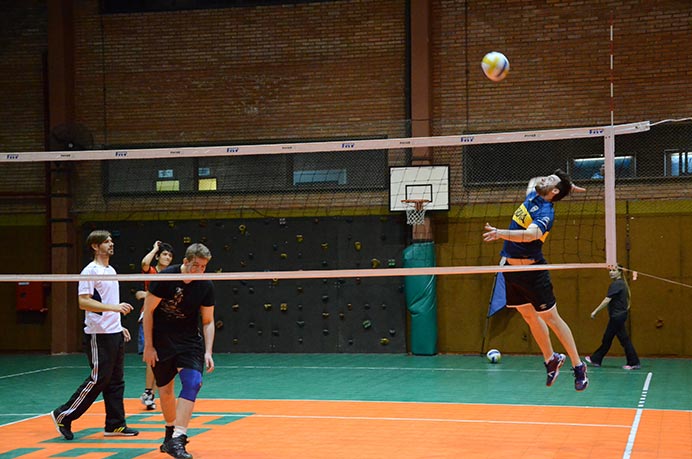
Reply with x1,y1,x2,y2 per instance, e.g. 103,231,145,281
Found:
228,413,631,429
622,371,653,459
213,365,545,373
0,367,62,380
0,411,630,430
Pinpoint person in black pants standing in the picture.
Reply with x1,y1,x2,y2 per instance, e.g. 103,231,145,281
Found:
586,266,641,370
51,230,140,440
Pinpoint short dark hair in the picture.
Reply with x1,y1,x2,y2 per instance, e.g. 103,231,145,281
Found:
552,169,573,202
157,242,174,257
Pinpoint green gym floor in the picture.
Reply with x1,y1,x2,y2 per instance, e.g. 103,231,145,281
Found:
1,353,691,458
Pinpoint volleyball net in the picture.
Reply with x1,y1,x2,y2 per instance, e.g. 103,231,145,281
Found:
3,118,692,286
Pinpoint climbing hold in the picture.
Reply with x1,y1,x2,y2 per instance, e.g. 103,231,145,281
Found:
322,312,330,319
272,329,280,336
380,338,390,345
347,303,353,311
296,234,304,243
280,303,288,312
371,258,380,268
387,259,396,268
297,286,304,294
264,303,272,311
354,241,362,251
322,329,329,336
381,303,387,310
280,252,288,259
362,320,372,329
200,236,207,243
279,218,286,227
238,224,246,234
338,312,345,320
321,242,328,250
232,338,239,345
128,263,136,271
389,329,397,336
321,295,329,303
183,236,191,244
296,320,305,328
215,320,223,329
232,303,239,311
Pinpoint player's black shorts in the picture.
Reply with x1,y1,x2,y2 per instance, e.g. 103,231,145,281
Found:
503,261,556,312
151,347,204,387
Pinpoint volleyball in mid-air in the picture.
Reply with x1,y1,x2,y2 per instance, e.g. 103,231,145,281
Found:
481,52,510,82
486,349,502,364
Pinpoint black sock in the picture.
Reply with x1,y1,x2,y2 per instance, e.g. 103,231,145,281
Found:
165,425,174,441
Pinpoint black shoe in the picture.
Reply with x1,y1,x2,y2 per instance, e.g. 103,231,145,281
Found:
50,410,74,440
104,426,139,436
161,435,192,459
160,425,175,452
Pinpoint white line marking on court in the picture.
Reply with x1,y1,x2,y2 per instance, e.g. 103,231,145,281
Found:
240,413,631,428
0,367,61,379
0,413,47,428
622,371,653,459
213,365,545,373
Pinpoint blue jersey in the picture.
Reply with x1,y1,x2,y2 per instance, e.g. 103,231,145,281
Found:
500,190,553,260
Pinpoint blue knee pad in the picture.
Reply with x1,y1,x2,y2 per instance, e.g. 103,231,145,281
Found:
178,368,203,402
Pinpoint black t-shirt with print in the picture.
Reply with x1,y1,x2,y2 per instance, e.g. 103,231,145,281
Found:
148,264,215,359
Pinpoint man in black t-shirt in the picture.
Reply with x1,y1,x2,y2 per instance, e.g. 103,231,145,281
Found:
142,243,215,459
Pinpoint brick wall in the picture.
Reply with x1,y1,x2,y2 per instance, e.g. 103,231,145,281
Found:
431,0,692,133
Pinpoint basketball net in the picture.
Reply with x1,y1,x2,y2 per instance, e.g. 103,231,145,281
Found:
402,199,430,226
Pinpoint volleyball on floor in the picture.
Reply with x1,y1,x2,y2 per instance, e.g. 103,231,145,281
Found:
486,349,502,363
481,52,510,82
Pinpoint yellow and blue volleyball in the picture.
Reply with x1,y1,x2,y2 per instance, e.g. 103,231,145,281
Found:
486,348,502,363
481,52,510,82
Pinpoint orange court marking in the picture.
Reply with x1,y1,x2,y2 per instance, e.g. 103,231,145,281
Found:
1,399,691,458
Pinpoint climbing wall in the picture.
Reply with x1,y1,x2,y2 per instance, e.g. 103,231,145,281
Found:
85,216,408,353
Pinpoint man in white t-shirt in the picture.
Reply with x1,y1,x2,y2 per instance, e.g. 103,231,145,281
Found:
50,230,139,440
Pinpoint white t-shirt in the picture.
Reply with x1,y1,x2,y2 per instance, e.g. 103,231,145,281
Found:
78,261,123,334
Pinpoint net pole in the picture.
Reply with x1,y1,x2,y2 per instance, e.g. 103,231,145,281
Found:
604,14,617,268
604,128,617,267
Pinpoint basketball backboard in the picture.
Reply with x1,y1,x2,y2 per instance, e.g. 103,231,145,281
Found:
389,165,449,211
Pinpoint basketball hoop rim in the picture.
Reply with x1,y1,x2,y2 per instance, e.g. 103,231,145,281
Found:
401,199,431,211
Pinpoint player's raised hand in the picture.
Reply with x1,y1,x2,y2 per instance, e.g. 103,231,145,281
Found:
483,223,501,242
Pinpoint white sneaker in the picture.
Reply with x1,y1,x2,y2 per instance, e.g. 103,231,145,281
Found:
139,391,156,410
